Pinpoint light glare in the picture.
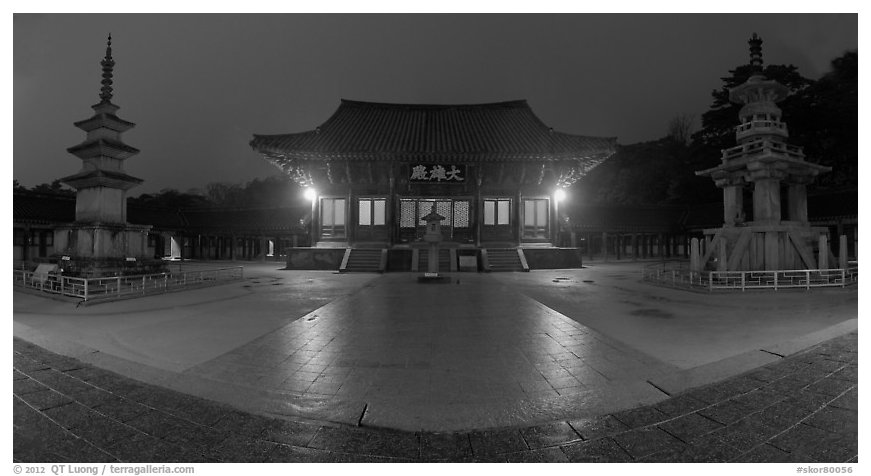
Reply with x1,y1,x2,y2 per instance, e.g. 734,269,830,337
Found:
304,188,317,201
555,189,567,202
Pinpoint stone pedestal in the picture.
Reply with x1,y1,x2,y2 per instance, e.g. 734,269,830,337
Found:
52,222,164,277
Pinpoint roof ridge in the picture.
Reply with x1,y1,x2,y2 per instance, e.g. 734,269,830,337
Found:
339,98,529,109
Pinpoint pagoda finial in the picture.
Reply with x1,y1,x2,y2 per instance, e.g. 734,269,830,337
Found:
748,32,764,74
99,34,115,103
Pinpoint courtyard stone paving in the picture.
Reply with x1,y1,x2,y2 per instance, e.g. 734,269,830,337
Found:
12,261,859,462
13,332,858,462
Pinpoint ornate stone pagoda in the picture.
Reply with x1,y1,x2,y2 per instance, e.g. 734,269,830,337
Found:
695,33,831,271
52,35,164,277
251,99,616,249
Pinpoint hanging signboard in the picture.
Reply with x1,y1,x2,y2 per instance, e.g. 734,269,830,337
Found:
408,164,466,183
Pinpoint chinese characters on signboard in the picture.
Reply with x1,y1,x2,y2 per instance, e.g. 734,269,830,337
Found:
409,164,466,183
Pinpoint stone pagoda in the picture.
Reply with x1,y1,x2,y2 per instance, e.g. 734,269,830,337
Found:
52,35,164,277
695,33,831,272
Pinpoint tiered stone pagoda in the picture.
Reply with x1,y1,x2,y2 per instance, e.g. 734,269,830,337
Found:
52,35,163,277
696,33,831,271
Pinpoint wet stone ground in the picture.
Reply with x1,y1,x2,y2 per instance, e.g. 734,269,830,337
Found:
13,333,858,463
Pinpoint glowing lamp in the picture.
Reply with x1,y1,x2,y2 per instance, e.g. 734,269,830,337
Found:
554,189,567,202
303,188,317,201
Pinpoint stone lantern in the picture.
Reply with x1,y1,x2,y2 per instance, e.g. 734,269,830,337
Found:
421,203,446,278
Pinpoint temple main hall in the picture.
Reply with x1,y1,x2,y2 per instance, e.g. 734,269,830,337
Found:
250,99,616,270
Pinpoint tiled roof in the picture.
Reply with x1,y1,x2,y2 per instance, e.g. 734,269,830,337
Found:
251,99,616,161
181,207,309,233
13,192,307,233
13,192,76,225
565,204,686,233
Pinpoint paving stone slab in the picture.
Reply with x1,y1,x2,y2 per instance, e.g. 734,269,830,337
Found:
468,428,528,457
93,396,152,423
697,399,754,426
769,422,832,454
829,364,858,383
764,376,813,393
806,430,859,463
828,387,858,411
211,434,281,462
64,367,108,382
71,415,142,448
754,402,814,431
641,436,742,463
27,432,120,463
657,412,724,443
13,354,51,372
43,402,103,430
266,444,337,463
781,390,836,412
419,432,474,461
106,432,193,463
18,389,73,411
567,415,630,440
611,405,669,428
708,417,781,452
308,426,420,460
161,424,229,456
13,398,44,428
67,387,121,408
731,443,811,463
729,388,789,413
611,427,685,459
653,393,708,417
13,378,49,396
802,406,858,434
505,447,569,462
518,421,580,449
259,418,320,447
560,437,633,462
804,377,856,397
40,356,87,372
211,408,270,438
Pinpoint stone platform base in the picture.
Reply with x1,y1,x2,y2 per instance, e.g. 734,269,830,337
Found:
42,256,168,278
417,274,452,284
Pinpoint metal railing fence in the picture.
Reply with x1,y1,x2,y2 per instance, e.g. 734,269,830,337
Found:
642,261,858,291
13,266,243,303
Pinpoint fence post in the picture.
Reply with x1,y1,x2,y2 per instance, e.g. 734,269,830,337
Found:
841,268,846,288
806,270,810,291
117,276,121,297
708,272,713,291
164,273,168,291
773,272,778,291
142,275,146,295
741,272,745,292
84,279,89,302
60,276,64,296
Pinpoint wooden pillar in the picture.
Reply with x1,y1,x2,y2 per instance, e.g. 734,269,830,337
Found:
839,235,848,269
601,232,608,262
632,233,639,261
819,234,829,269
690,238,701,273
474,175,483,247
615,234,622,260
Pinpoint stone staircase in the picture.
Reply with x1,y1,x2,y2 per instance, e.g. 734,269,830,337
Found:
340,248,386,272
484,248,529,272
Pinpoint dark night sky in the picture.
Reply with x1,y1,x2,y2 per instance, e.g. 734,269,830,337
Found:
13,13,858,195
